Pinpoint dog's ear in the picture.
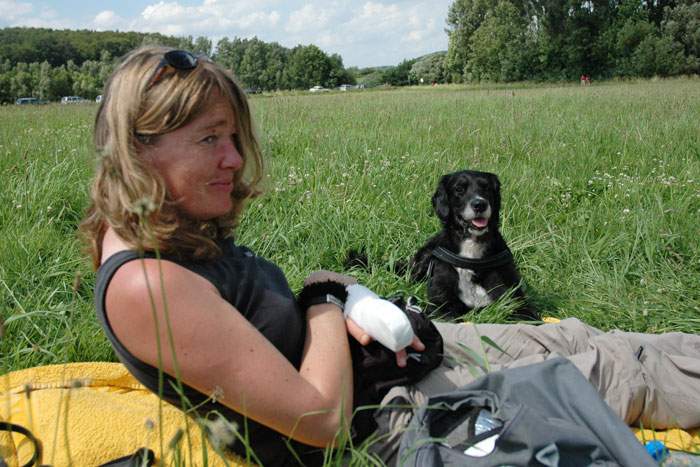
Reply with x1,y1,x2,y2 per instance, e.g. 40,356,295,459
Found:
432,175,451,223
488,173,501,226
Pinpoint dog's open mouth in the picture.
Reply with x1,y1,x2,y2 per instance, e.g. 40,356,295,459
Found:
470,217,489,230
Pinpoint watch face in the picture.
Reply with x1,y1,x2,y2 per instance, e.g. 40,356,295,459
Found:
325,294,345,310
306,294,344,310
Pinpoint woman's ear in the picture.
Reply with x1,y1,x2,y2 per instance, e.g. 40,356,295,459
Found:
431,175,451,224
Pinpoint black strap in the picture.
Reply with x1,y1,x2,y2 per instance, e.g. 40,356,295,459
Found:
432,247,514,271
0,422,41,467
99,447,155,467
0,422,156,467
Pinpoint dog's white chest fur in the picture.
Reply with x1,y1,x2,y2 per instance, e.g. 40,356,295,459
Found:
455,239,493,308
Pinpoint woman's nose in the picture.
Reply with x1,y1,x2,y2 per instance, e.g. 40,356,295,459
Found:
221,140,243,170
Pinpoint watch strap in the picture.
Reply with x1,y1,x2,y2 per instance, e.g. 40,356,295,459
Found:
297,280,348,312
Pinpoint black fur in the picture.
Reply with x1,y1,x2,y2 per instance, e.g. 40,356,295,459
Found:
410,170,538,320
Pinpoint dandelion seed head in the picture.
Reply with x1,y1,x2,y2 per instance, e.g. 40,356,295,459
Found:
131,197,156,217
203,415,238,451
211,386,224,403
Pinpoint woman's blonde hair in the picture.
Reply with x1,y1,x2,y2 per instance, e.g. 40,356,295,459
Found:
80,46,263,268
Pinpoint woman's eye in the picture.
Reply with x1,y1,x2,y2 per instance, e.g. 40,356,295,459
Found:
201,135,217,144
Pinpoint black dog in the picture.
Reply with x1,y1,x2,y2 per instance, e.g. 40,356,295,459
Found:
410,170,537,320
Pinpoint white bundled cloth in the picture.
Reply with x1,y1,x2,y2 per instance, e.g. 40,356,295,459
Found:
344,284,415,352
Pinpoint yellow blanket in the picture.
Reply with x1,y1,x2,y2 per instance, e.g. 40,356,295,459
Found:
0,362,252,466
2,361,698,466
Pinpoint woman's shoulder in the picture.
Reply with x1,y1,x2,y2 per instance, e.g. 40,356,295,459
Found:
99,228,217,300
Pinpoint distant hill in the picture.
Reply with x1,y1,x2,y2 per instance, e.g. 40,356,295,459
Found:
0,27,183,67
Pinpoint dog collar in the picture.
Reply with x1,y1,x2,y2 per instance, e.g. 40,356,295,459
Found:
431,247,514,271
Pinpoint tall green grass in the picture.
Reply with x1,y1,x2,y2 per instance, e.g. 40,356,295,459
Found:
1,79,699,374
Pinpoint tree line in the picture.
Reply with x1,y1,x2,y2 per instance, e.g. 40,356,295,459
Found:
443,0,699,82
0,28,354,103
2,0,698,104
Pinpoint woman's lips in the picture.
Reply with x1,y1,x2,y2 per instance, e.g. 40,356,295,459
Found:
209,180,233,192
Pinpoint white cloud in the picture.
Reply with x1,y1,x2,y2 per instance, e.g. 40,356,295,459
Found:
93,10,126,30
0,0,452,67
286,4,332,33
130,1,281,37
0,0,33,22
0,1,72,29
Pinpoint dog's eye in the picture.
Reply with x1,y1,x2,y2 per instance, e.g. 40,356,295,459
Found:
454,185,465,194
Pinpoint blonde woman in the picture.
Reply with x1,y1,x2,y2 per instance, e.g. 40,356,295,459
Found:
83,47,700,466
81,46,376,465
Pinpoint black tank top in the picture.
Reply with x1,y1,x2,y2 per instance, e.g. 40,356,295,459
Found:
94,239,322,466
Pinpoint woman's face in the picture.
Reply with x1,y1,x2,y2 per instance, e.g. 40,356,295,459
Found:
145,89,244,220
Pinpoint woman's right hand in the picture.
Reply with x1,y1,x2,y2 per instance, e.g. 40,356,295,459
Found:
345,316,425,367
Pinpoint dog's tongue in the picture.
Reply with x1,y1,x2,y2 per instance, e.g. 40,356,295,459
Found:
471,217,488,228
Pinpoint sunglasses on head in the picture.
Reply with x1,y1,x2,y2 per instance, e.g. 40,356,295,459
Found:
147,50,199,90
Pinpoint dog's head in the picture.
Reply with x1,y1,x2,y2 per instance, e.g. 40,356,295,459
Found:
432,170,501,237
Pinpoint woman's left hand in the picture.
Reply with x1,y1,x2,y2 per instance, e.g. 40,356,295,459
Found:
346,317,425,367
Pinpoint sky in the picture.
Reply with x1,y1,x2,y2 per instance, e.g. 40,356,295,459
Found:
0,0,453,68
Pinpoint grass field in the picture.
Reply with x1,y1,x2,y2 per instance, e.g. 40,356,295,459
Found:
1,78,699,375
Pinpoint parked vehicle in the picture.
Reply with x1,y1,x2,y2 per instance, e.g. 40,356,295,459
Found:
308,85,329,93
339,84,354,91
15,97,47,105
243,88,262,95
95,95,103,103
61,96,84,104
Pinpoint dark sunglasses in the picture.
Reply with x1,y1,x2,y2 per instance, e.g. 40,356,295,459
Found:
147,50,199,90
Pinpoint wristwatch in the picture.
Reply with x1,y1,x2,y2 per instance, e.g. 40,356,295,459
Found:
297,280,348,313
304,293,345,310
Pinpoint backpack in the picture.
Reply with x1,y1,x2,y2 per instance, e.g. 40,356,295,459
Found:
398,358,656,466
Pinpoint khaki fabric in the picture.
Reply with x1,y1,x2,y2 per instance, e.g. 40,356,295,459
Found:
371,318,700,463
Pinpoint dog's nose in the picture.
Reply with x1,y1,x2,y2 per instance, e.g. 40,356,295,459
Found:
470,198,488,213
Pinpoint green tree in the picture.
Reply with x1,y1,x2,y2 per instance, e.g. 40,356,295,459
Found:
0,73,12,103
445,0,492,82
238,38,268,89
176,35,196,52
662,1,700,73
381,59,416,86
327,53,355,88
214,37,248,78
285,44,332,89
48,65,73,100
11,62,34,98
262,43,289,90
193,36,213,57
631,34,687,76
37,61,51,99
614,18,657,76
409,52,447,84
467,1,532,81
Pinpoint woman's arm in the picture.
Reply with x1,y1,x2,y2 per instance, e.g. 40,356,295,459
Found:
106,258,353,447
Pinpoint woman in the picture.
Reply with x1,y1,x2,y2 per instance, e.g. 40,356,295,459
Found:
81,46,385,466
82,47,700,466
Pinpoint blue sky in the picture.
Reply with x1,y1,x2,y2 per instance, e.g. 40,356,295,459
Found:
0,0,453,67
